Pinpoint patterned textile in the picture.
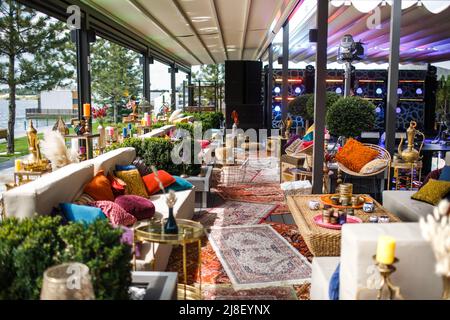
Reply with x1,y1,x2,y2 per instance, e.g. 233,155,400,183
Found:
194,200,275,228
115,195,155,221
132,158,151,177
93,200,137,226
73,193,95,206
208,224,312,289
115,169,149,198
202,284,298,300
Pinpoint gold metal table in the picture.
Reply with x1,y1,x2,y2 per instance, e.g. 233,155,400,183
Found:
387,160,422,190
134,218,205,300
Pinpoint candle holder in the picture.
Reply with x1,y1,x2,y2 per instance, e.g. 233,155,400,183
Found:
372,255,404,300
84,116,91,135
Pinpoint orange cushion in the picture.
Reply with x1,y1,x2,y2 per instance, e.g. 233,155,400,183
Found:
83,170,115,201
335,138,379,172
142,170,176,195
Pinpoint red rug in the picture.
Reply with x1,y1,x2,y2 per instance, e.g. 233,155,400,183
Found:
202,284,298,300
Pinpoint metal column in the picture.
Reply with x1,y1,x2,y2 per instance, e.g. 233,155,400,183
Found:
267,44,274,130
170,65,176,111
312,0,328,194
74,24,91,120
143,54,150,101
385,0,402,156
281,22,289,122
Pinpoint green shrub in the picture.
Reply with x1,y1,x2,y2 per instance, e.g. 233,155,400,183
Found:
0,217,131,300
306,92,341,120
326,96,376,138
150,121,168,130
185,112,223,132
288,94,313,122
175,122,194,137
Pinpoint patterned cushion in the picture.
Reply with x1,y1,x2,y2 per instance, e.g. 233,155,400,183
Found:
83,170,115,201
132,158,151,176
107,174,127,197
359,159,388,174
73,193,96,206
115,195,155,220
335,139,379,172
115,169,149,198
142,170,176,195
92,200,137,226
411,179,450,205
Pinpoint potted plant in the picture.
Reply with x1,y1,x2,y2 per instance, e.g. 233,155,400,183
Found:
288,94,313,128
306,92,341,121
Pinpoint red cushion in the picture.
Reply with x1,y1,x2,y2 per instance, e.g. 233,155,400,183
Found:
107,174,126,197
198,139,210,149
83,170,115,201
92,201,136,226
142,170,176,195
115,195,155,221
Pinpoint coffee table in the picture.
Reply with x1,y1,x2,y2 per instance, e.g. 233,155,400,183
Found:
286,194,400,257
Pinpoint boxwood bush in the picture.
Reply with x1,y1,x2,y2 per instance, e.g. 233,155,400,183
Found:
185,111,224,132
288,94,313,122
306,92,341,121
0,217,132,300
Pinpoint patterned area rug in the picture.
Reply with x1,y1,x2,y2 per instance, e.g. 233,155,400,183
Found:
202,284,298,300
208,224,312,289
194,200,276,228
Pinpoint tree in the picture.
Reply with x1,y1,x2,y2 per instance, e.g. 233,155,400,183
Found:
90,38,142,123
437,75,450,117
0,0,75,154
192,64,224,106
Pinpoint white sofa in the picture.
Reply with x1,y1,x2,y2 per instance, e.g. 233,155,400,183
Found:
310,223,442,300
2,147,195,271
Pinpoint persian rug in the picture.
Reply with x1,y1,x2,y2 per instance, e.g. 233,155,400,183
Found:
208,224,312,289
202,284,298,300
193,200,276,228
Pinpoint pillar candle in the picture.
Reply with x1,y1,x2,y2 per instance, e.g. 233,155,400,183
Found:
15,159,22,172
376,235,396,265
122,127,127,138
83,103,91,117
128,123,132,131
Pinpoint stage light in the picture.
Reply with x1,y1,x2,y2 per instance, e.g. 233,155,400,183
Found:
336,87,342,94
274,86,281,94
416,88,423,95
376,88,383,95
356,87,363,95
375,107,381,113
396,107,401,114
295,87,302,94
274,105,281,112
397,88,403,95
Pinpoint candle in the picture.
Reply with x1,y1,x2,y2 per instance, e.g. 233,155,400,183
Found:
122,127,127,138
128,123,132,131
83,103,91,117
15,159,22,172
376,235,396,265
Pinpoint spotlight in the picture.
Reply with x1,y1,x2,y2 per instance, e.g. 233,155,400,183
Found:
274,105,281,112
416,88,423,95
397,88,403,95
376,88,383,95
356,87,363,95
335,87,343,94
274,87,281,94
396,107,401,114
294,87,302,94
375,107,381,113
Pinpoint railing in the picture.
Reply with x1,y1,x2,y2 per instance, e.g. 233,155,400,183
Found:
25,108,78,116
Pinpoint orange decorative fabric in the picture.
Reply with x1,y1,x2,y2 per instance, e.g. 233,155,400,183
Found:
142,170,176,195
335,138,379,172
83,170,115,201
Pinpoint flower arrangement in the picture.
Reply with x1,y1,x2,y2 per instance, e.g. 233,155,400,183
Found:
419,198,450,299
92,105,108,125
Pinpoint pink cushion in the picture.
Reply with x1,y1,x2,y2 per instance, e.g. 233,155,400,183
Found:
114,195,155,221
92,201,137,226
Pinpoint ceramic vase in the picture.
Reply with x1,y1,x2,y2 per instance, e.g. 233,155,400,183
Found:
97,124,105,148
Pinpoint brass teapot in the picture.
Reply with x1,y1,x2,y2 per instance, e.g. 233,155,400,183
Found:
398,121,425,163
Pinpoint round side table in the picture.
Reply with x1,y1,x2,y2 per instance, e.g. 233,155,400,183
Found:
387,160,423,190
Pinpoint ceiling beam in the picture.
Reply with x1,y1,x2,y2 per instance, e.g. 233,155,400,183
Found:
172,0,216,64
128,0,204,65
241,0,252,60
210,0,228,61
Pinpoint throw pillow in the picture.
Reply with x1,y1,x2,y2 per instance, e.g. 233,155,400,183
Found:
335,138,379,172
60,203,107,224
167,176,193,192
359,159,388,174
198,139,210,149
115,195,155,221
107,173,127,197
115,169,149,198
142,170,176,195
115,164,137,171
329,263,340,300
73,193,96,206
411,179,450,205
83,170,115,201
133,157,151,176
420,168,442,190
92,200,137,226
439,165,450,182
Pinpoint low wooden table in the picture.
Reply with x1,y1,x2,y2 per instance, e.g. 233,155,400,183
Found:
286,194,400,257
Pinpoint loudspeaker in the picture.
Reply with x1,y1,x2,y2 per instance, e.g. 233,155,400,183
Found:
225,61,245,104
304,65,315,94
424,67,438,135
309,29,318,43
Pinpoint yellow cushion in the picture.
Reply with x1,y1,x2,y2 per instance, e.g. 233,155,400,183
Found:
115,169,149,198
411,179,450,205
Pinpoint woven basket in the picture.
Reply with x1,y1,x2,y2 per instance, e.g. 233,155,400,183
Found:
337,144,391,177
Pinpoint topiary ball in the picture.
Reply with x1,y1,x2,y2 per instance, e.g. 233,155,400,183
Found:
288,94,313,122
326,96,376,138
306,92,341,120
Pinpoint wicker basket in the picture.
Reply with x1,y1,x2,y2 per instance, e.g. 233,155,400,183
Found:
337,144,391,177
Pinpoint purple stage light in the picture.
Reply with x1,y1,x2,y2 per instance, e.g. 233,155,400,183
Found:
397,88,403,95
295,87,302,94
416,88,423,95
274,105,281,112
376,88,383,95
396,107,401,114
356,87,363,95
274,86,281,94
375,107,381,113
335,87,342,94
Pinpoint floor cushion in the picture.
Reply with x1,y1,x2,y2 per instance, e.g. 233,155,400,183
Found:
115,195,155,220
115,169,149,198
142,170,176,195
83,170,115,201
92,200,137,226
60,203,107,224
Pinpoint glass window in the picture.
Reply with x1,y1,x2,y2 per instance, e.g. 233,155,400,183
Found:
150,60,171,117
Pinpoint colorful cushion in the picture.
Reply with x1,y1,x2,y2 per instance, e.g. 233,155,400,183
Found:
167,176,193,192
115,164,137,171
411,179,450,205
115,169,149,198
439,165,450,182
198,139,210,149
329,263,340,300
115,195,155,221
133,158,151,176
335,139,379,173
60,203,107,224
83,170,115,201
108,174,127,197
420,168,442,189
73,193,95,206
359,159,388,174
142,170,176,195
92,201,136,226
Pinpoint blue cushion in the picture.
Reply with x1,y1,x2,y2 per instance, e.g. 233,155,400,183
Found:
329,263,340,300
115,164,137,172
60,203,107,225
439,165,450,182
166,176,193,192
